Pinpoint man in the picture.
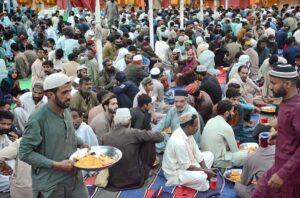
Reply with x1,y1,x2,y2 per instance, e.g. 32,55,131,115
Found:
259,56,286,104
201,100,248,168
153,90,203,153
11,43,29,79
113,71,139,108
150,67,164,103
101,108,163,190
229,66,260,104
23,44,38,70
195,65,222,105
42,60,55,76
252,64,300,197
98,58,119,91
89,93,118,143
70,77,98,120
162,112,215,191
155,34,170,62
71,108,98,146
14,83,47,132
124,55,148,87
80,48,99,86
130,94,152,130
225,88,247,142
62,53,80,77
104,0,119,29
0,110,18,193
19,73,89,198
102,34,117,61
185,82,213,123
133,77,156,109
283,37,300,66
225,36,242,64
31,48,46,87
235,131,275,198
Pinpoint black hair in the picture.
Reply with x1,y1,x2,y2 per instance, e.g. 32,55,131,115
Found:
55,49,64,59
226,87,241,98
68,53,77,61
10,43,19,52
70,108,83,117
47,38,55,45
295,53,300,60
42,60,54,68
269,55,278,65
137,94,152,107
0,110,14,122
26,44,34,50
79,76,91,85
97,90,110,103
217,100,233,115
237,65,249,73
228,83,241,89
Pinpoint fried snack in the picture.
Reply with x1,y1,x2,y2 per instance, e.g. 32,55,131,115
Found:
162,127,172,134
229,171,241,182
75,153,113,169
261,106,276,113
248,147,257,153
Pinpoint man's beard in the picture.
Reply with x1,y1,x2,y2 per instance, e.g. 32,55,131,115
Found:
0,128,10,135
272,87,287,98
54,95,70,109
33,97,42,103
241,77,247,82
108,107,117,115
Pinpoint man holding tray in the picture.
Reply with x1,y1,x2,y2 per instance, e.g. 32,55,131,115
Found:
19,73,89,198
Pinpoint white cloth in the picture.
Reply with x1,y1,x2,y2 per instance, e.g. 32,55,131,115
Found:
63,39,79,56
0,135,13,193
46,27,57,42
229,55,250,80
162,127,214,191
75,122,99,146
293,29,300,44
0,59,7,83
114,48,130,71
13,92,47,131
155,41,170,62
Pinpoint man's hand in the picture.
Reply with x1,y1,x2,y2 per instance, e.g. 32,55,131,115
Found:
80,143,90,149
268,173,284,188
204,169,216,180
8,132,18,142
53,160,74,172
268,131,277,145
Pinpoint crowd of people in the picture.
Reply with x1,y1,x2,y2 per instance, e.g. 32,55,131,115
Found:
0,2,300,198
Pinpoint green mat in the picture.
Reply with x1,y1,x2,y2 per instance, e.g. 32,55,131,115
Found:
19,76,32,91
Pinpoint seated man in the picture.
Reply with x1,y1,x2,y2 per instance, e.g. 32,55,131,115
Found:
70,76,99,121
162,112,215,191
98,58,119,91
153,90,203,153
113,71,139,108
235,131,275,198
201,100,248,168
71,109,98,146
101,108,163,190
228,65,260,104
14,83,47,132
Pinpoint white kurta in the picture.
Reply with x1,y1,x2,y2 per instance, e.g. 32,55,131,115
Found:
75,122,99,146
162,127,214,191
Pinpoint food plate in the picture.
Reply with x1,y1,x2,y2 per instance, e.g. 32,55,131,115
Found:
224,169,242,183
239,142,258,153
260,106,276,114
69,146,122,171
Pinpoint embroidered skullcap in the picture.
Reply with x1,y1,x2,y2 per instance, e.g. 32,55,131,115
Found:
269,64,298,79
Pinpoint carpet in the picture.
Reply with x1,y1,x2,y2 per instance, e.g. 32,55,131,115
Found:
19,77,32,91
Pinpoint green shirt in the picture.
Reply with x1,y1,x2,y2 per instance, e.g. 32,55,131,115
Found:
19,103,83,191
70,91,99,117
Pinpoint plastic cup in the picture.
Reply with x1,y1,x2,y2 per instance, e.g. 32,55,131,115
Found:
260,117,268,124
259,132,269,148
210,177,217,190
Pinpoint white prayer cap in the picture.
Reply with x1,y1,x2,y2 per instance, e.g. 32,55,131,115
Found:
195,65,207,73
178,36,185,42
115,108,131,120
43,73,71,91
77,65,87,71
133,55,143,61
150,67,160,76
173,48,180,53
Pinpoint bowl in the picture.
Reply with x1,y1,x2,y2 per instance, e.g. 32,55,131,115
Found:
224,169,242,183
69,146,122,171
260,106,276,114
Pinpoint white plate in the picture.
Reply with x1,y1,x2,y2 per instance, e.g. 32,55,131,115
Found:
224,169,242,183
239,143,258,153
69,146,122,171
